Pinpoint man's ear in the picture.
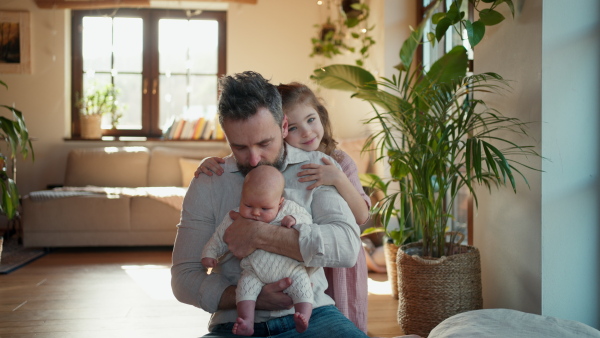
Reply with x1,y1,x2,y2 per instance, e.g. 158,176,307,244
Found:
281,115,289,139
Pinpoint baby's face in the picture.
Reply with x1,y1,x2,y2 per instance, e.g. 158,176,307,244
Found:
239,188,282,223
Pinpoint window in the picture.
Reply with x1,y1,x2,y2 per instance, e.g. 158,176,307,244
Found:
418,0,474,72
418,0,474,244
71,9,226,139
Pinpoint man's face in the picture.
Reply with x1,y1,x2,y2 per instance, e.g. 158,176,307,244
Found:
223,107,289,175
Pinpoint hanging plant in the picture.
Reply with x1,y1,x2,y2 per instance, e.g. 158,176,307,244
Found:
310,0,375,66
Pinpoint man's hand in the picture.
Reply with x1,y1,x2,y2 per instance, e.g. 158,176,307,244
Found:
226,211,303,262
223,210,261,259
256,278,294,311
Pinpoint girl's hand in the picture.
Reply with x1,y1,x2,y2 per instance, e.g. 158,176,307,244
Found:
194,157,225,177
297,157,344,190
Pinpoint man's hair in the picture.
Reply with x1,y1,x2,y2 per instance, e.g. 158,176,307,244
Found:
217,71,284,127
277,82,338,158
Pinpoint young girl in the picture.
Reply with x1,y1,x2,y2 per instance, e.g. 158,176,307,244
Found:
195,82,370,333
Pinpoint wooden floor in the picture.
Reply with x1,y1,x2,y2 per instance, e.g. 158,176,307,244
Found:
0,247,404,337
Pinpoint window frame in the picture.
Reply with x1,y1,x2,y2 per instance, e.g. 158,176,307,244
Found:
417,0,475,245
71,8,226,139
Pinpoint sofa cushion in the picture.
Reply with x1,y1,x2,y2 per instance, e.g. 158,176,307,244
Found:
148,145,230,187
179,157,201,187
64,147,150,187
22,194,131,233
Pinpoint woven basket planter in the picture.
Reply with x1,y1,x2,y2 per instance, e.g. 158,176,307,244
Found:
397,242,482,337
383,240,399,299
80,114,102,139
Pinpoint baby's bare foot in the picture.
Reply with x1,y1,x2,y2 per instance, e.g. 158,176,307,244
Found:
294,312,309,333
232,317,254,336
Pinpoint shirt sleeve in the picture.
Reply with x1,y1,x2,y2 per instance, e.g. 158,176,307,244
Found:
294,184,362,268
336,150,371,209
201,217,232,261
171,175,236,313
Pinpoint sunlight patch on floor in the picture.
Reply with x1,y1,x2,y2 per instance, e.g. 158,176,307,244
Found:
368,276,392,295
122,265,175,300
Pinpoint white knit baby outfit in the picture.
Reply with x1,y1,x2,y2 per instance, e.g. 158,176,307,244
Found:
202,199,314,305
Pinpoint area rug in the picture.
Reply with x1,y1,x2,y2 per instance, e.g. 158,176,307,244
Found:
0,236,47,274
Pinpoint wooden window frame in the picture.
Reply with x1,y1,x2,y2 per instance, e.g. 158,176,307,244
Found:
71,9,226,139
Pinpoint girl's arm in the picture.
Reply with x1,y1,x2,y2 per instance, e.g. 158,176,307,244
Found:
194,156,225,177
298,157,370,225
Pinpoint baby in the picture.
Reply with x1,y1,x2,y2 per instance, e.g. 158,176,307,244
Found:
201,165,314,336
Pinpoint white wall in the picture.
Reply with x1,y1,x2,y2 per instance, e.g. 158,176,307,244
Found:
541,0,600,328
0,0,382,196
473,0,543,315
475,0,600,328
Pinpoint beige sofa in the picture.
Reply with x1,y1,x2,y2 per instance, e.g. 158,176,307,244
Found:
22,144,229,248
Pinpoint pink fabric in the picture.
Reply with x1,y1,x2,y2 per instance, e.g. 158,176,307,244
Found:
323,150,370,333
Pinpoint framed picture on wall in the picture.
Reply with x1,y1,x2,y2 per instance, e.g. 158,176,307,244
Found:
0,11,31,74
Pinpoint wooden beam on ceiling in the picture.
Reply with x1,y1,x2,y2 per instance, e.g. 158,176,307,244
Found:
34,0,150,9
34,0,256,10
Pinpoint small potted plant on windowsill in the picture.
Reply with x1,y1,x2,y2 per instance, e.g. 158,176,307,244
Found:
76,83,123,139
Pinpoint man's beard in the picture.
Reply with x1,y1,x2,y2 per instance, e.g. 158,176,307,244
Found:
237,144,287,176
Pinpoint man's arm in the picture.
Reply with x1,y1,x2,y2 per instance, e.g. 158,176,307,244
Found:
171,175,295,313
224,186,360,268
224,214,303,261
171,176,234,313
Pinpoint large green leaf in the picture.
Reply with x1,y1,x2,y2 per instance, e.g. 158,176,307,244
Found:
479,9,505,26
425,46,468,85
311,64,376,92
465,20,485,47
398,28,423,72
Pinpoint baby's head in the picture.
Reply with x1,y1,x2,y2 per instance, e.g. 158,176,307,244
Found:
239,165,285,223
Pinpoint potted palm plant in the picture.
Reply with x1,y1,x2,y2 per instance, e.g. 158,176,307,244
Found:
312,0,538,335
0,80,34,221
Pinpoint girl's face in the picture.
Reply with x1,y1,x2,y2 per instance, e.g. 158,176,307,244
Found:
285,103,324,152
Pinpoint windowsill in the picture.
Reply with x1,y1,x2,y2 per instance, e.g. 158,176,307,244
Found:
65,136,226,142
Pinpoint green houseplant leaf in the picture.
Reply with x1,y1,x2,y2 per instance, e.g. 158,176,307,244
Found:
0,85,35,221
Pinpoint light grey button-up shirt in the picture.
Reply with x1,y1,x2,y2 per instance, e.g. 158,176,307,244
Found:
171,144,361,330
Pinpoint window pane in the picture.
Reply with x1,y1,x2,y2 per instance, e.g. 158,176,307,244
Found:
111,74,142,130
189,20,218,74
159,74,188,129
113,17,143,73
159,19,189,75
82,73,111,98
82,17,112,72
190,75,217,111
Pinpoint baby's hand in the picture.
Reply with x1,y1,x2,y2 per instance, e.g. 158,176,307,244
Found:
280,215,297,228
194,157,226,177
297,157,343,190
201,257,218,268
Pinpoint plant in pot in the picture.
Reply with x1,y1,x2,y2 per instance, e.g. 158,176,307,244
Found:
310,0,375,67
0,80,34,223
312,0,538,336
76,83,123,139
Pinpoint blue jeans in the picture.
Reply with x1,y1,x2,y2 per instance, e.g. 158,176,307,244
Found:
202,305,368,338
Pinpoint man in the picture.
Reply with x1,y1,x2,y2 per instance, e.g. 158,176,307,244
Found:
171,71,366,338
